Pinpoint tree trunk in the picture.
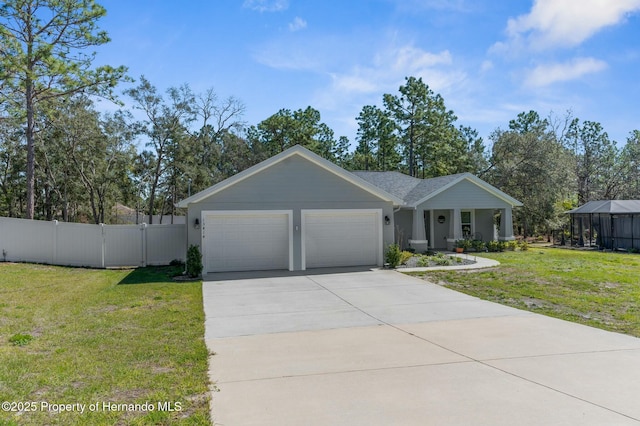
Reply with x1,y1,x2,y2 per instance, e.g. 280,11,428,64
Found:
25,81,36,219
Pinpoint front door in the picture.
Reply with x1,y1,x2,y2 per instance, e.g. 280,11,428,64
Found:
433,210,450,249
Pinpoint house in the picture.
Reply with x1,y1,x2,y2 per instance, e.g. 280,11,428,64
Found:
177,145,522,273
567,200,640,250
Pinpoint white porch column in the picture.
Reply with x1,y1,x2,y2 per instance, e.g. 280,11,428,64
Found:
451,209,462,241
446,208,463,250
499,207,516,241
412,208,426,241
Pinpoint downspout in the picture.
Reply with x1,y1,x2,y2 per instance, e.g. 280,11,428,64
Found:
632,214,635,250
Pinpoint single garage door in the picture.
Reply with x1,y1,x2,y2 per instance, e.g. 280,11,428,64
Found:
202,210,292,273
302,209,382,269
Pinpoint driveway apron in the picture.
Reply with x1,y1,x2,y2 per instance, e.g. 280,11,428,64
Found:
203,268,640,426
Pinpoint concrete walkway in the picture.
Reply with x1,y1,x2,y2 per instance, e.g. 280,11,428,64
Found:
203,268,640,426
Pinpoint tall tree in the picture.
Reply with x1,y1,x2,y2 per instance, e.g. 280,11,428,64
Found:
383,77,430,177
383,76,476,177
41,95,136,223
0,0,127,219
0,112,25,217
125,77,196,224
618,130,640,199
459,125,488,175
486,111,573,236
565,119,620,203
354,105,399,171
247,106,337,161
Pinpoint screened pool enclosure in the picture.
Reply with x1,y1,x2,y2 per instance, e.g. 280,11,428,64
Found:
567,200,640,251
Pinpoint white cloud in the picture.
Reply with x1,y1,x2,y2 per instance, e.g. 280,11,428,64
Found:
331,46,458,96
382,46,452,73
525,57,608,87
242,0,288,12
497,0,640,51
316,45,465,111
288,17,307,32
480,60,493,72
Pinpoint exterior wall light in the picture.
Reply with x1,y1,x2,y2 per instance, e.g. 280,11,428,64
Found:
194,218,200,229
384,215,391,225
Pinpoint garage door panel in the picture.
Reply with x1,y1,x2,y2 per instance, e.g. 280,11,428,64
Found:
204,211,291,273
303,210,381,269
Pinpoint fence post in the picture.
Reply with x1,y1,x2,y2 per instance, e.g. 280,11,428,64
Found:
100,223,105,268
52,220,58,265
141,223,147,267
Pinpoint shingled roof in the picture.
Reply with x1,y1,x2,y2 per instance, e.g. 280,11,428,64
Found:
567,200,640,214
352,171,469,206
353,171,523,208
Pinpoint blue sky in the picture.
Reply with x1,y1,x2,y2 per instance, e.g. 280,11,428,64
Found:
95,0,640,148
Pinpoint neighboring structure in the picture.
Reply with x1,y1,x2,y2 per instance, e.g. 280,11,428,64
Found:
177,145,522,273
567,200,640,251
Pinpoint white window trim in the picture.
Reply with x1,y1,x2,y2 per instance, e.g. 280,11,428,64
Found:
461,209,475,239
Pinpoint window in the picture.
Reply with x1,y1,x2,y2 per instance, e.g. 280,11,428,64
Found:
461,211,472,239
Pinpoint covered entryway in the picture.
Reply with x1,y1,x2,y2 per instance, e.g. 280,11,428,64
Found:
302,209,382,269
202,210,293,273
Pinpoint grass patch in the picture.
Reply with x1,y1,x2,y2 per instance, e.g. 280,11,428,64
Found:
406,247,640,337
0,263,210,425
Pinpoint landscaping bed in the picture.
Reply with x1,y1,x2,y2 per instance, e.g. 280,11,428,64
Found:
396,252,476,268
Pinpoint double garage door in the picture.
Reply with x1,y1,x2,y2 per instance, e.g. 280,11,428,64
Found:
202,209,382,273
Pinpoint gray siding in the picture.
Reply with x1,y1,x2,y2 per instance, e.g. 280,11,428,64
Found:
474,209,496,242
422,180,512,210
186,155,395,270
394,209,413,249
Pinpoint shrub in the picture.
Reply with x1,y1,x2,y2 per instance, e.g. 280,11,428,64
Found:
471,240,486,252
400,251,414,265
455,239,472,250
518,240,529,251
186,244,203,278
416,255,429,267
486,240,506,252
434,255,454,266
507,241,518,251
9,333,33,346
385,244,402,268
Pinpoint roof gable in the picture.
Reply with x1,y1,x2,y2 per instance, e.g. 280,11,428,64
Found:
176,145,404,207
353,171,522,207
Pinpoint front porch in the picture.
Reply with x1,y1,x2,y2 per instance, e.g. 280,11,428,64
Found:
396,207,516,251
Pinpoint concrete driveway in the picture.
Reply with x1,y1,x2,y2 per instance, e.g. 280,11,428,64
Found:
203,268,640,426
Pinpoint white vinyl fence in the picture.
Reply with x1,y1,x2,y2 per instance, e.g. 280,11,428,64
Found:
0,217,186,268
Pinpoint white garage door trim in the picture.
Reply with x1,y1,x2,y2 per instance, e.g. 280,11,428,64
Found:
201,210,293,273
301,209,383,270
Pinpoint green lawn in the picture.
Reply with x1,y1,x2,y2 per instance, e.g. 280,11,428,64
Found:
407,247,640,337
0,263,210,425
